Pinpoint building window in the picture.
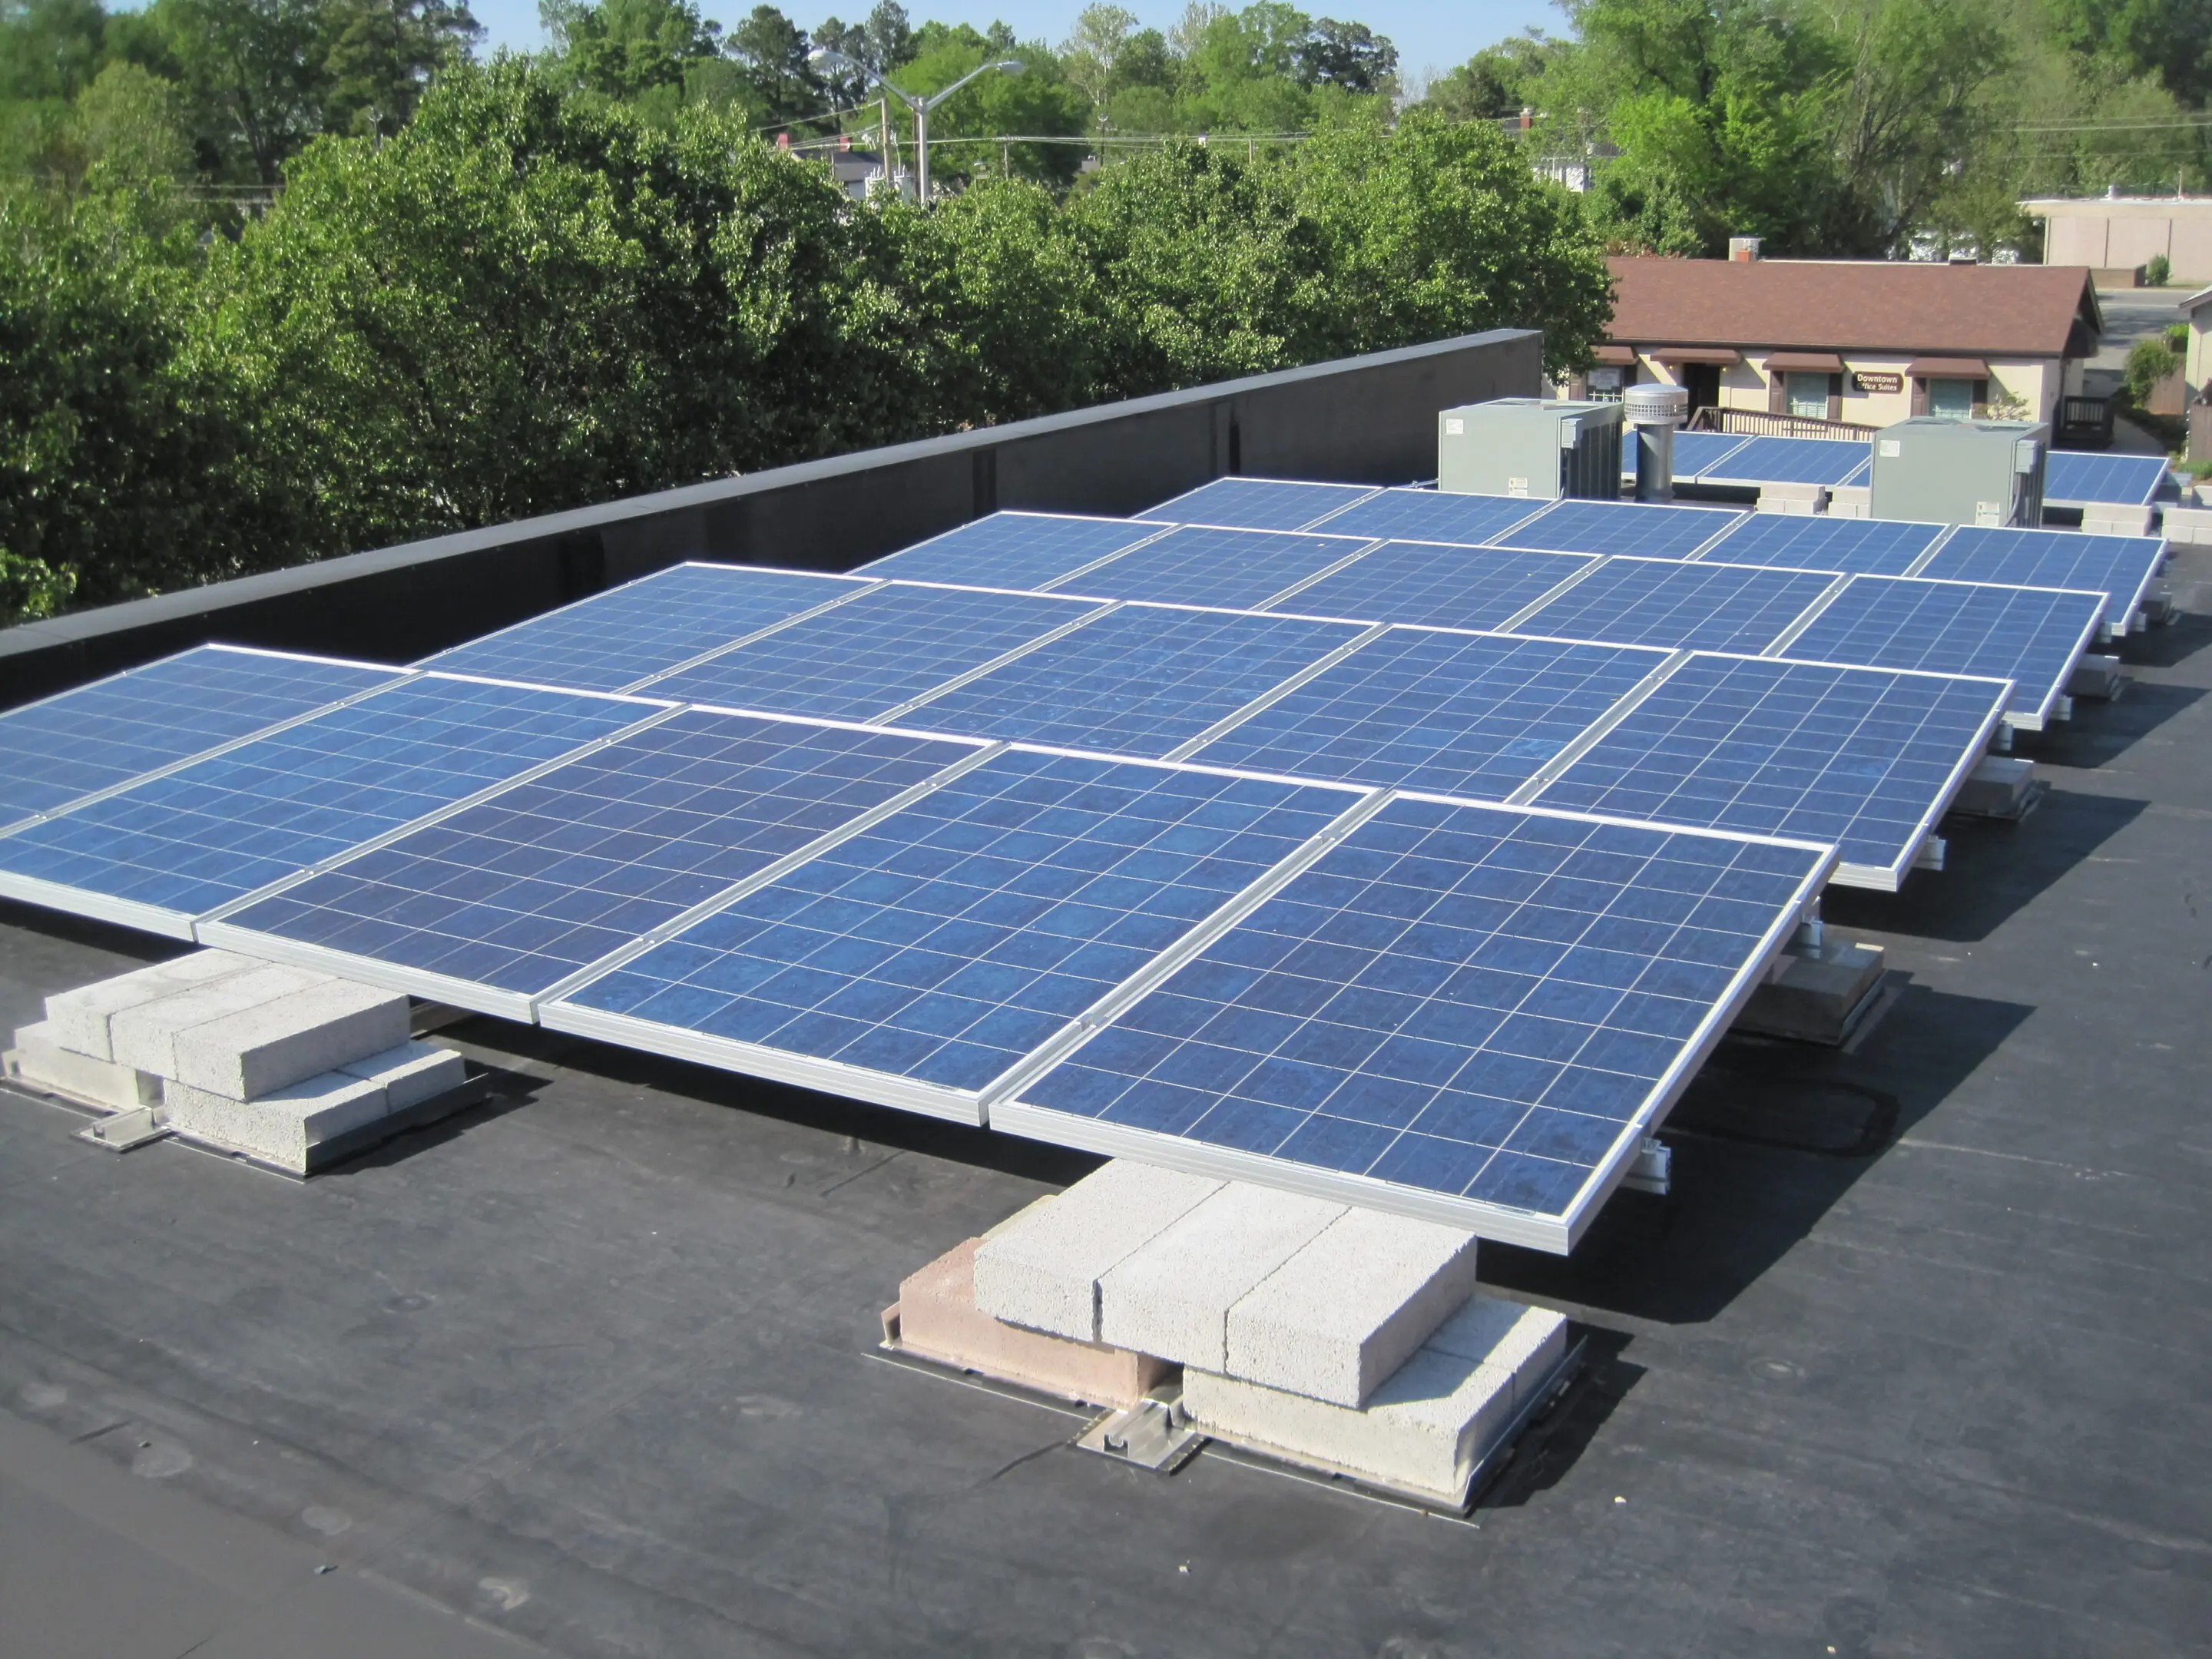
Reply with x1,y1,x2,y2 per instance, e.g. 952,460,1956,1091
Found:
1785,373,1830,419
1926,377,1976,418
1588,366,1624,402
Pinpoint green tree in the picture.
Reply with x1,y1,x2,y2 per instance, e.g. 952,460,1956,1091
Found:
200,60,921,553
1066,139,1316,388
1285,106,1611,375
0,185,261,620
897,25,1090,185
2047,0,2212,108
320,0,480,137
727,3,823,125
1422,33,1561,121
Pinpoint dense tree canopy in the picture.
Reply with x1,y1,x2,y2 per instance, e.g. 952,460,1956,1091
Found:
10,0,2194,629
1419,0,2212,259
0,50,1609,624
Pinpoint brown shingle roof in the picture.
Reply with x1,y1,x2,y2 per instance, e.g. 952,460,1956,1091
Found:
1606,257,2101,357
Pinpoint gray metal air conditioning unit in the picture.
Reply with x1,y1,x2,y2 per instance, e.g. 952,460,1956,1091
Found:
1867,416,2048,528
1438,399,1624,501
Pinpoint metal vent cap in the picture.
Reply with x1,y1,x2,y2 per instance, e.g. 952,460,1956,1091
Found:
1623,383,1690,427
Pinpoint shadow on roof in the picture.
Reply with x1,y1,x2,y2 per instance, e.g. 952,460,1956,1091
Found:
1477,981,2032,1326
1830,787,2150,944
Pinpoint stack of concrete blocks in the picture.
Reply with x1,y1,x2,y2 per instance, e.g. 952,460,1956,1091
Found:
1826,484,1871,518
2081,502,2156,538
2164,504,2212,546
970,1161,1570,1505
6,952,464,1174
1756,482,1828,516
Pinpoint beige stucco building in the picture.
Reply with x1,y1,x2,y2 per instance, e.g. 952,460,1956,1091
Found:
1572,256,2103,432
2024,197,2212,285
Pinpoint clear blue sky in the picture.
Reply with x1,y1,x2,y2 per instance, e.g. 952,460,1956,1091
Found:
466,0,1560,81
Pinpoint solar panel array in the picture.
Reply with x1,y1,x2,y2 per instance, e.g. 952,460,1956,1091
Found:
0,455,2160,1250
1614,436,2169,509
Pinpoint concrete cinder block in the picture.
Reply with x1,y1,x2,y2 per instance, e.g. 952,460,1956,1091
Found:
336,1041,464,1109
1757,482,1827,515
172,979,410,1100
110,965,333,1081
44,951,262,1061
1097,1185,1345,1369
2081,504,2155,536
972,1162,1224,1342
1734,939,1885,1045
1826,485,1870,518
1183,1296,1570,1502
2162,505,2212,546
7,1021,161,1108
892,1238,1174,1408
162,1071,390,1174
1224,1209,1481,1407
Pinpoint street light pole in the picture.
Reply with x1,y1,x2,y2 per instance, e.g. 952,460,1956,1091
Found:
810,50,1022,203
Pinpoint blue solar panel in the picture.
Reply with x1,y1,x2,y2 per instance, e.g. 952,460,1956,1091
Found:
1191,631,1667,800
1051,525,1369,611
1916,526,2162,621
1005,797,1826,1232
905,605,1364,757
555,751,1356,1097
419,565,864,692
647,584,1101,720
2044,452,2167,507
215,712,978,999
1662,432,1752,481
854,512,1171,588
1533,657,2008,881
0,677,649,922
1143,478,1378,531
1296,488,1550,545
1697,436,1872,487
1783,578,2102,720
0,647,402,832
1698,515,1947,576
1498,498,1744,558
1271,541,1593,632
1515,558,1836,653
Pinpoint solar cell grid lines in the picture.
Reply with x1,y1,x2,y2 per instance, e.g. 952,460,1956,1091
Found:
1916,525,2163,621
853,512,1171,589
1697,435,1872,487
2042,451,2169,507
1296,488,1550,545
419,564,867,692
1497,498,1746,559
1272,541,1596,634
1047,525,1371,611
210,712,981,1008
548,750,1360,1114
1531,656,2009,885
1002,796,1830,1244
1514,558,1839,654
646,583,1103,721
900,604,1367,757
0,675,652,932
1142,476,1379,531
1698,514,1946,576
0,646,403,831
1780,576,2102,723
1190,630,1670,802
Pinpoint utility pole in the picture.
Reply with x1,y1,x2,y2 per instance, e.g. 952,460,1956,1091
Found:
812,49,1022,205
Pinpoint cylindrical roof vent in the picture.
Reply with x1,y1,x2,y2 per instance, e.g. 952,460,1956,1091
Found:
1624,383,1689,427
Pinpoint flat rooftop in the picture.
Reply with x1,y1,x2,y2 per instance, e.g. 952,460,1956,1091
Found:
2,545,2208,1657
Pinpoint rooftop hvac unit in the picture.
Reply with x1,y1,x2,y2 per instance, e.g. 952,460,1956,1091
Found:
1867,416,2048,528
1438,399,1624,501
